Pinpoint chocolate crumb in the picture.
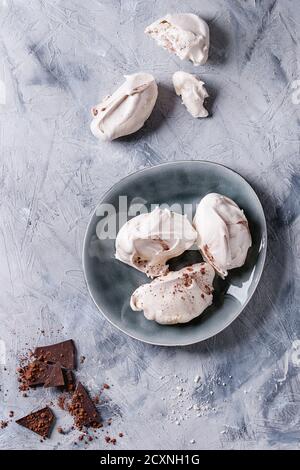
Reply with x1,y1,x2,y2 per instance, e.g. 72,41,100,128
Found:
57,393,68,410
93,395,100,404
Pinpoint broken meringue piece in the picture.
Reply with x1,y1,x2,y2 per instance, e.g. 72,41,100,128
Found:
193,193,252,278
130,263,215,324
90,72,158,141
145,13,209,65
115,207,197,278
173,71,209,118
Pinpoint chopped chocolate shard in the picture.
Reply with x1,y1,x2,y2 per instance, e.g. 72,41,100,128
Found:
44,363,65,388
16,407,55,438
19,360,65,389
68,382,101,429
63,369,75,391
34,339,76,370
22,360,50,387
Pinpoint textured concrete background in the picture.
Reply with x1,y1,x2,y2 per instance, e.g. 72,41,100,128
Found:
0,0,300,450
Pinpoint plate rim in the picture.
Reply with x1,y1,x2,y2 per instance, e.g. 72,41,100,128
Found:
82,160,268,346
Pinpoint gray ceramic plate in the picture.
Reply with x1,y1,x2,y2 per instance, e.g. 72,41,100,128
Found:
83,161,267,346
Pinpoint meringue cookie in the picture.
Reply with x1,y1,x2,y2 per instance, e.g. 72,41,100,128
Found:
130,263,215,324
90,72,158,141
173,71,209,118
115,207,197,278
193,193,252,278
145,13,209,65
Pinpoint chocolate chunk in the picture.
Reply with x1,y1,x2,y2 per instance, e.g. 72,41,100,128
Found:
68,382,101,429
34,339,76,370
19,360,65,388
63,369,75,391
22,360,50,387
44,363,65,388
16,407,55,438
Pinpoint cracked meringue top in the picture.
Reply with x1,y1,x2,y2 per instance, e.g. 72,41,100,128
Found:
173,71,209,118
115,207,197,278
145,13,209,65
90,72,158,141
130,263,215,324
193,193,252,278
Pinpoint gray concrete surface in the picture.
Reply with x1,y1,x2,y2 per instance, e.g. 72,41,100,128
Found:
0,0,299,450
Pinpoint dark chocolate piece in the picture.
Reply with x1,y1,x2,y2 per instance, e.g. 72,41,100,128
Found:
44,363,65,388
23,360,50,387
63,369,75,391
68,382,101,429
34,339,76,369
16,407,55,438
20,360,65,388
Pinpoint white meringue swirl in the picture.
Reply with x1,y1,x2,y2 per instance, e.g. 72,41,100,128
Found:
90,72,158,141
